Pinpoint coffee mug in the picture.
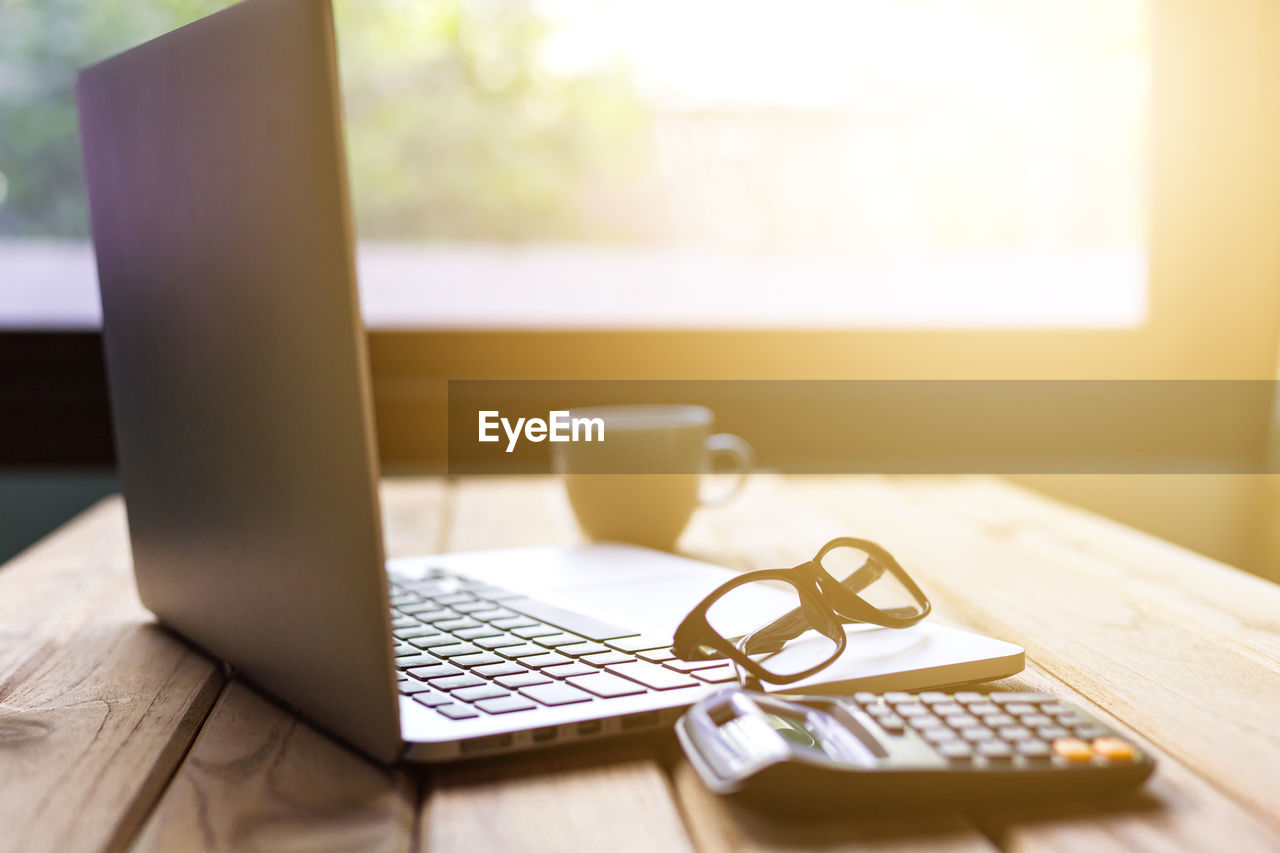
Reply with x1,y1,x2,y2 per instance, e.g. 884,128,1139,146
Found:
553,405,753,550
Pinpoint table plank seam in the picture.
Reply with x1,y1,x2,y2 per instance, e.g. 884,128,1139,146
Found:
1017,653,1280,840
109,667,226,853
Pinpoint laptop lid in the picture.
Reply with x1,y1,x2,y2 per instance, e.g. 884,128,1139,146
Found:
77,0,402,761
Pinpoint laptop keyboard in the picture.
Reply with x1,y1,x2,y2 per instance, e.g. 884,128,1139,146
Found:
389,569,736,723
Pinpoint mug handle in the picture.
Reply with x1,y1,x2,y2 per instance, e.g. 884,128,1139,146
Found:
699,433,754,507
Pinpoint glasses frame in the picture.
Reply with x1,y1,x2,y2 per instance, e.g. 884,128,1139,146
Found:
671,537,932,686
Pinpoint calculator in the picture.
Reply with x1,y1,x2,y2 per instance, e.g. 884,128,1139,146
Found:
676,688,1155,813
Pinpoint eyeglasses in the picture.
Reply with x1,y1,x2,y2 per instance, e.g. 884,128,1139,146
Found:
672,537,931,686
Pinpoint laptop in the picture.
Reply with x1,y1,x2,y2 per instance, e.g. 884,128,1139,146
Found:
76,0,1023,763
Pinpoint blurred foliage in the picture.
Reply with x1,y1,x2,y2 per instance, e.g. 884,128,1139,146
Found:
0,0,650,240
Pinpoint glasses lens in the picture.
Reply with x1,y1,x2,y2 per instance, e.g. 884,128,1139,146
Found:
705,577,841,679
819,544,927,621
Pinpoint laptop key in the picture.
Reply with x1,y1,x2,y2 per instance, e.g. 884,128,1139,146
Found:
451,685,511,703
407,663,464,680
474,634,526,650
396,654,443,670
605,661,699,690
637,648,677,663
495,643,552,659
521,653,574,669
433,674,486,691
436,704,481,720
476,696,539,714
519,682,594,706
432,593,478,606
605,635,673,653
533,632,589,648
490,615,539,630
469,607,517,622
453,625,503,641
690,664,739,684
470,584,523,600
473,661,527,678
664,658,729,672
399,681,438,695
542,662,597,679
451,652,507,668
555,641,609,657
411,634,466,649
503,597,641,642
567,672,646,698
434,618,480,632
495,672,553,689
450,601,494,614
431,643,483,658
581,651,635,667
412,690,454,708
394,625,441,640
510,623,561,639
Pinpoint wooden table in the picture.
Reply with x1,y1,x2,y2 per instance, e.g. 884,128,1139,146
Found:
3,475,1279,852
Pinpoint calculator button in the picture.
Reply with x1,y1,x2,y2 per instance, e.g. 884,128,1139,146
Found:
922,728,961,743
1004,703,1038,716
937,742,974,761
854,692,879,704
954,691,986,703
932,703,964,717
998,726,1034,741
982,714,1016,728
909,716,946,730
966,702,999,717
1075,724,1110,740
918,692,950,703
1053,738,1094,762
1015,740,1053,759
959,727,996,742
1037,726,1071,740
884,692,913,703
1021,713,1054,728
944,714,979,729
877,715,906,733
1092,737,1138,761
977,741,1013,760
895,703,931,717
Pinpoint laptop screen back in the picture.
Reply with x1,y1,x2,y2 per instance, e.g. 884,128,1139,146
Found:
77,0,402,761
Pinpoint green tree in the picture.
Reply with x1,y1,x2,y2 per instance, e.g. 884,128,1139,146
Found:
0,0,649,241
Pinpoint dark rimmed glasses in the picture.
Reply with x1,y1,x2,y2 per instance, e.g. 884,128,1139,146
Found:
672,537,931,686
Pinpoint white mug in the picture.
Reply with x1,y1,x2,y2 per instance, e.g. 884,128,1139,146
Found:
553,405,753,550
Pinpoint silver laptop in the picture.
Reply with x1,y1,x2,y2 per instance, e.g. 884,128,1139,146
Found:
77,0,1023,763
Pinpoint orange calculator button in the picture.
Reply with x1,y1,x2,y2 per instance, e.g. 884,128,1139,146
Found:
1092,737,1137,761
1052,738,1093,762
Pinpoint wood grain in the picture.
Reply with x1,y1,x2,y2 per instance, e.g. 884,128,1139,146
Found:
5,475,1280,852
132,680,418,853
425,739,696,853
419,476,698,853
788,475,1280,839
0,498,223,853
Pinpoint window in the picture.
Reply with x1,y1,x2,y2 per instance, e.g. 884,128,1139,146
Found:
2,0,1147,329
